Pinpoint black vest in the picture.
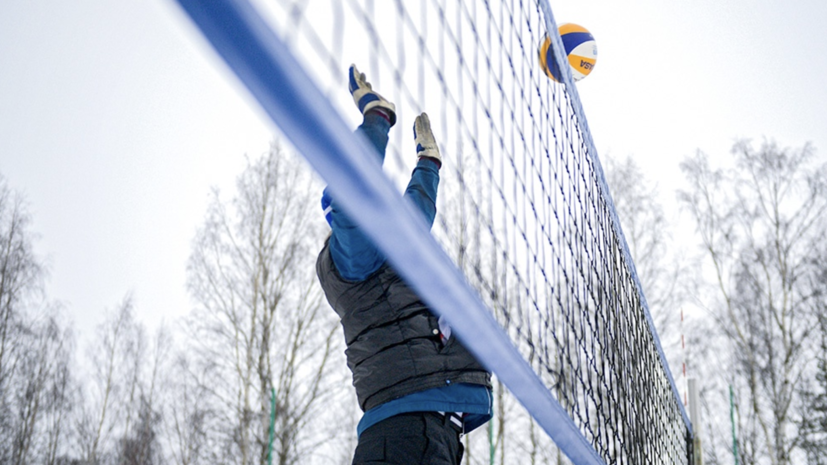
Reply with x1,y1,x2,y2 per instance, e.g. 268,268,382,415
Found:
316,238,491,411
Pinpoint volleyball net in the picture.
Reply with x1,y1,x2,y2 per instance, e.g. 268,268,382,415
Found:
173,0,693,463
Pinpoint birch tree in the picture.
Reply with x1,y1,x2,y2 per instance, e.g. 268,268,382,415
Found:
0,175,44,460
604,154,689,342
679,139,827,465
75,296,145,464
163,352,220,465
186,141,342,465
0,174,77,464
799,295,827,464
115,324,171,465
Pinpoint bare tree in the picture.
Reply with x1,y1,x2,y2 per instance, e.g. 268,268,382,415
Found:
75,295,145,464
0,175,44,459
0,175,44,375
163,352,221,465
6,307,74,465
604,154,688,345
679,139,827,465
799,300,827,464
185,141,341,465
41,323,74,465
115,324,171,465
0,174,79,465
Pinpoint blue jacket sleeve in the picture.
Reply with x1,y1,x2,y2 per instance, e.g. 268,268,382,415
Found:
403,158,440,228
326,157,440,281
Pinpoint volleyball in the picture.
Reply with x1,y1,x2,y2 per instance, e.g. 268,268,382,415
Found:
539,23,597,82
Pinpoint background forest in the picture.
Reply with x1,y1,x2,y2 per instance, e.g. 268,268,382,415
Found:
1,136,825,464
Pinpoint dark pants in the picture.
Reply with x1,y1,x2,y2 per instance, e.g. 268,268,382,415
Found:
352,412,465,465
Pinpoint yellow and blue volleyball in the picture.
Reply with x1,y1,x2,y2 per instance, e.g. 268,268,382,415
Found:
539,23,597,82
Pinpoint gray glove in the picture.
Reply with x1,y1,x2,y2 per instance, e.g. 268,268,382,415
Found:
413,113,441,164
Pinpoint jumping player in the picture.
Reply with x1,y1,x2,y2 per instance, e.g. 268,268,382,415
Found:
316,65,492,464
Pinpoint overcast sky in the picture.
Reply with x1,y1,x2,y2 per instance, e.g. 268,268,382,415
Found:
1,0,825,341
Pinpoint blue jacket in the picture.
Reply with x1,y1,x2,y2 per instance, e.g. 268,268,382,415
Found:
318,116,491,436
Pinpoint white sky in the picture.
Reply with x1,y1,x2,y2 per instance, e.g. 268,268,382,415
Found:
1,0,825,341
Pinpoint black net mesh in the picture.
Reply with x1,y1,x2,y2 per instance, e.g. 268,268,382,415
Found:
252,0,692,462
